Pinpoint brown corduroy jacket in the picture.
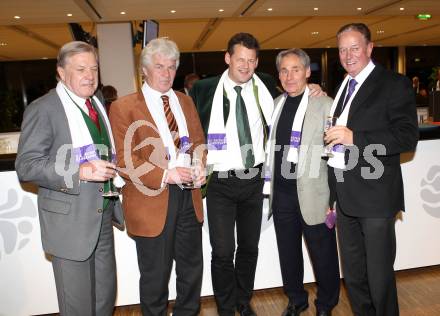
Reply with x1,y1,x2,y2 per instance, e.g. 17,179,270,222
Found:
109,90,206,237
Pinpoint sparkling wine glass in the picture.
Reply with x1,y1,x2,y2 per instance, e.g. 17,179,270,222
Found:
181,153,201,189
323,116,338,157
97,146,119,197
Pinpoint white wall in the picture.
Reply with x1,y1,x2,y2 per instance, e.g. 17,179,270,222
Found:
1,139,440,315
97,23,137,98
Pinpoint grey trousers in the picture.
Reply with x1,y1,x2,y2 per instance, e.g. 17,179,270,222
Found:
51,202,117,316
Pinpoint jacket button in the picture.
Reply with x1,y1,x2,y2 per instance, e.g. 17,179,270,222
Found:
97,208,103,213
98,187,103,192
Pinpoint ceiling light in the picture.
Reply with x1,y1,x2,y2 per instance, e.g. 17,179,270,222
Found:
41,57,48,60
0,42,7,46
120,11,126,15
400,7,405,11
326,45,331,48
219,9,224,12
170,10,176,13
314,7,319,11
376,30,385,34
311,31,319,35
267,8,273,11
14,16,21,19
67,13,73,17
357,8,362,11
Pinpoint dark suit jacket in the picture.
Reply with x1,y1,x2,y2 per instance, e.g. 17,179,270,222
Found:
189,72,279,137
331,64,418,218
109,90,206,237
15,89,124,261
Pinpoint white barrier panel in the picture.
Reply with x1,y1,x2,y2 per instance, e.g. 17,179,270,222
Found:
1,139,440,315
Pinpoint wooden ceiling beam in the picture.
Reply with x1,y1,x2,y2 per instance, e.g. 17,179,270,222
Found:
73,0,102,21
7,26,60,50
192,18,223,50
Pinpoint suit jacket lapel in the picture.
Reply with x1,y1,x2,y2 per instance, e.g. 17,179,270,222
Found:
348,65,383,122
298,98,319,169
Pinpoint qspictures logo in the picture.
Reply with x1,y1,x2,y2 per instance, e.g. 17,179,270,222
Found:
420,165,440,218
0,189,37,260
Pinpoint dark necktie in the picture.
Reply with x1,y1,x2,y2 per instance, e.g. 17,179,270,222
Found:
342,78,358,109
161,95,180,149
85,98,100,131
234,86,254,169
334,78,358,117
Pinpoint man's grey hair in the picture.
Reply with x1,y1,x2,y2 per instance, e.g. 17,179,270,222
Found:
276,48,311,72
57,41,98,69
140,37,180,70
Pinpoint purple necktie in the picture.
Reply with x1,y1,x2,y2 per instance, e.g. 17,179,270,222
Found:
342,78,358,108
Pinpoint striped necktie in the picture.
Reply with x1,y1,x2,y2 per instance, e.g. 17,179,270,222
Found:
161,95,180,149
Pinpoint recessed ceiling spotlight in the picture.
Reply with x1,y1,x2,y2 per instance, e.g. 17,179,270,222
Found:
170,10,176,13
311,31,319,35
219,9,224,12
0,42,7,46
41,57,48,60
326,45,331,48
357,8,362,11
267,8,273,11
376,30,385,34
67,13,73,17
314,7,319,11
120,11,126,15
14,16,21,19
400,7,405,11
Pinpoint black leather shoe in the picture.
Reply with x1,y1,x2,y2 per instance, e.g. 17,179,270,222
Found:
282,301,309,316
316,310,332,316
237,304,257,316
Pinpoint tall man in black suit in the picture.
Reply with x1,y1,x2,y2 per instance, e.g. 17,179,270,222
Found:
325,23,418,316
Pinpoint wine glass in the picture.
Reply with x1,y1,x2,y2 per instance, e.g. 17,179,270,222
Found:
96,146,119,197
322,116,338,157
181,152,201,189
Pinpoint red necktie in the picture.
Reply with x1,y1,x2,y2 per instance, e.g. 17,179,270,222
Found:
85,98,100,131
161,95,180,149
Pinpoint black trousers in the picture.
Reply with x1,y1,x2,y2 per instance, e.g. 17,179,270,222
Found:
272,189,340,312
206,171,264,316
337,205,399,316
134,185,203,316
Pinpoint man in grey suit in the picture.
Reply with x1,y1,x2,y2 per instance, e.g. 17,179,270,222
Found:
15,41,123,316
264,48,340,316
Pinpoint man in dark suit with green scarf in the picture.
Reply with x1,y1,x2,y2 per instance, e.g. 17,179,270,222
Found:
190,33,277,316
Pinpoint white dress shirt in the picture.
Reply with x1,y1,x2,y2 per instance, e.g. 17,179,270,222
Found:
61,83,89,115
213,75,266,171
344,60,376,104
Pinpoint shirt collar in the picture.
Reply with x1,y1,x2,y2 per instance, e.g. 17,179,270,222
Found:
143,81,173,100
224,73,253,94
350,60,375,86
61,82,89,106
